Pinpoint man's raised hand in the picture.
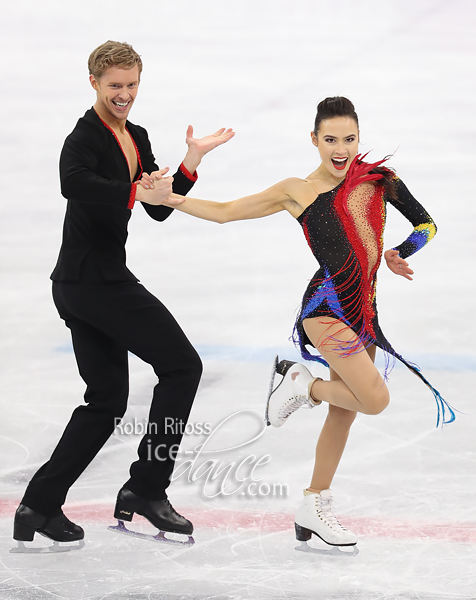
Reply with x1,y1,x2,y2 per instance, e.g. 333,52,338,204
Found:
185,125,235,157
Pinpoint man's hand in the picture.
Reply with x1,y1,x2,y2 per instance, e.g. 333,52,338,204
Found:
137,167,185,206
136,167,179,206
186,125,235,157
182,125,235,174
384,249,414,281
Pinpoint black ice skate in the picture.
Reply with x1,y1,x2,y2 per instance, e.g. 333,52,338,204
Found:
11,504,85,554
108,488,194,546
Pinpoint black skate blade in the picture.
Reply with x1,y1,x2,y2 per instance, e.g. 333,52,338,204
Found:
295,540,359,557
108,520,194,547
10,540,85,554
265,355,279,426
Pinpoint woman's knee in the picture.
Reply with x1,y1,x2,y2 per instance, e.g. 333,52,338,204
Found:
361,385,390,415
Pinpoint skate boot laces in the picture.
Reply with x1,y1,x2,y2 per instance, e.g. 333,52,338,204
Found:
315,495,350,533
278,394,311,420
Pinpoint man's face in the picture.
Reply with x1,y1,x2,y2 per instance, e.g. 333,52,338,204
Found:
90,65,140,122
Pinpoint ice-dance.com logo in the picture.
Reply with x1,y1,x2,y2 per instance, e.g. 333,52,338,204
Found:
114,409,288,499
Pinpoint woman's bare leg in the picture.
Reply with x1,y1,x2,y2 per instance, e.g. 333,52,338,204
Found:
303,317,389,415
309,345,376,493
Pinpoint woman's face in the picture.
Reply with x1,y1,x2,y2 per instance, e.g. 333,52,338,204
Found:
312,116,359,178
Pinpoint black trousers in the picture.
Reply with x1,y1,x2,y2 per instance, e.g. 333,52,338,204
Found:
21,281,202,517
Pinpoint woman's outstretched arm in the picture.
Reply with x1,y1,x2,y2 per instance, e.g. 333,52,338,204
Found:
161,178,302,223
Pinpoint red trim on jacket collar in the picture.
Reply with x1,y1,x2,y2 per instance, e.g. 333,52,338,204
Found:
96,113,143,209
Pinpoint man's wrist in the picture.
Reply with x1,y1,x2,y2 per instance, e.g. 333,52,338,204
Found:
182,148,202,177
134,183,146,203
179,161,198,182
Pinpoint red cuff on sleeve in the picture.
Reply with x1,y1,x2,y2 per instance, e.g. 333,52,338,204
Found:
128,183,137,209
179,162,198,182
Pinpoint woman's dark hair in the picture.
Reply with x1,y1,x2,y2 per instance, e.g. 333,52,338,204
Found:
314,96,397,201
313,96,358,136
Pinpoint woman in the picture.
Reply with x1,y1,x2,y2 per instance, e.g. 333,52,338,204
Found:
141,96,454,548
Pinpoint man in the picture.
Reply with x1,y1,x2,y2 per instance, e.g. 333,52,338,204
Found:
13,40,234,548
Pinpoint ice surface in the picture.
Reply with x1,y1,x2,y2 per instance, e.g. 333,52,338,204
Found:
1,1,476,598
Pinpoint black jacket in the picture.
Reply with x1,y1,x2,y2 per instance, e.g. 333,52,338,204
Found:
51,108,196,282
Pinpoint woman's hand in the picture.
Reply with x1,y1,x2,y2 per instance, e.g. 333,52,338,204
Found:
384,249,414,281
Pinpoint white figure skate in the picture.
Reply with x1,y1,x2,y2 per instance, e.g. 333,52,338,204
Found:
266,355,321,427
295,489,357,551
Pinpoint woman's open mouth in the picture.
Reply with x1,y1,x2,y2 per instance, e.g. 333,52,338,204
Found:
331,157,348,171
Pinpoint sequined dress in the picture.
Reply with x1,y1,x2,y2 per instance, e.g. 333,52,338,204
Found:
293,156,454,425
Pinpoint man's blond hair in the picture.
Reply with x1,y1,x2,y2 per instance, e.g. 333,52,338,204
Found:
88,41,143,80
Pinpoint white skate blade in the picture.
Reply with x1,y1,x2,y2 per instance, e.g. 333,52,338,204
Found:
295,540,359,557
108,520,194,547
265,354,279,426
10,540,85,554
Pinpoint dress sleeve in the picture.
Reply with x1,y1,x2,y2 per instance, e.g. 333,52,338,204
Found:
387,177,437,259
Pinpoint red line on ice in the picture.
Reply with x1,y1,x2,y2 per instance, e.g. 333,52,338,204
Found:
2,500,475,543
